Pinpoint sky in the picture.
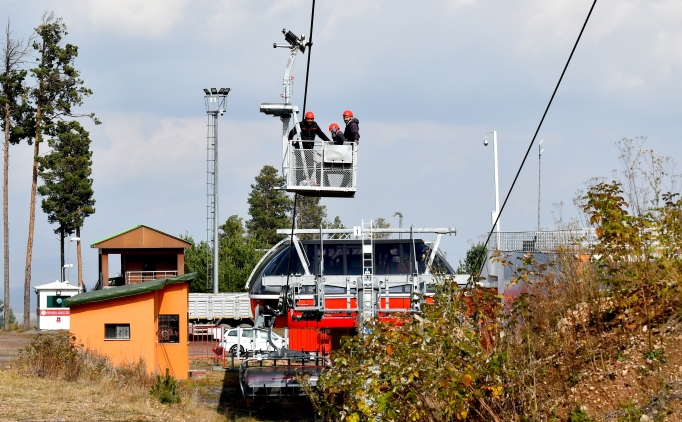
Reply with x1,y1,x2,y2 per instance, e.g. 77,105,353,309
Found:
3,0,682,320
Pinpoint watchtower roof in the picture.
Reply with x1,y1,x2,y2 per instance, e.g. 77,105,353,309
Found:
91,225,191,249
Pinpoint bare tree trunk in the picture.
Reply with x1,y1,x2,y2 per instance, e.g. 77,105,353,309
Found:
23,106,40,329
76,226,82,291
3,105,9,330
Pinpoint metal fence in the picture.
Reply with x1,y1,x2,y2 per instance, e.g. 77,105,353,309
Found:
189,324,226,367
487,229,597,252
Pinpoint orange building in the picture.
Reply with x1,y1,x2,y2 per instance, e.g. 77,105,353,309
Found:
64,273,194,379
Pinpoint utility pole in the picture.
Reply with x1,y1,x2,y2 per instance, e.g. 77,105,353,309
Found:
538,140,544,233
203,88,231,294
485,131,500,246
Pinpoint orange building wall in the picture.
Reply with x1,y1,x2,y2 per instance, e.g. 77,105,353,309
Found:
70,293,157,373
154,283,189,378
70,283,189,379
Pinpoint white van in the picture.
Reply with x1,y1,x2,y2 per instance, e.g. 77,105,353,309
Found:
222,327,286,355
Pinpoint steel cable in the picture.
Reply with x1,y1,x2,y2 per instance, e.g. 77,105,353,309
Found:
473,0,599,278
283,0,317,312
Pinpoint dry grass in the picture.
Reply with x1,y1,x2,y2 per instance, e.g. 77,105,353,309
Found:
0,367,225,421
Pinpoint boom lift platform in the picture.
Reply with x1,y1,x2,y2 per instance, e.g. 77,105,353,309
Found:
260,29,357,198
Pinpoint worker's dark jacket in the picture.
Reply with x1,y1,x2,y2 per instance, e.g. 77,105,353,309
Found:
330,130,346,145
288,121,331,149
343,118,360,143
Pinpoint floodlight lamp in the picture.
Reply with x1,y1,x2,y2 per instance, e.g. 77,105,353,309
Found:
211,88,217,95
203,88,210,95
222,88,231,96
218,88,225,95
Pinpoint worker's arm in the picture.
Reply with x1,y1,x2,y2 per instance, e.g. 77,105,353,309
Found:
315,123,331,142
288,127,297,140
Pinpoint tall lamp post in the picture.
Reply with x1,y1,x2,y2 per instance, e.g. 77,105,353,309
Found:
538,140,544,233
62,264,72,283
203,87,231,294
484,131,501,244
392,212,403,239
485,131,502,293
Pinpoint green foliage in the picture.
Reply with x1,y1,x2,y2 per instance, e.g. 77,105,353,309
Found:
308,281,504,421
372,217,390,239
218,216,264,292
456,243,486,275
1,29,34,146
296,196,327,240
37,120,95,235
246,165,292,247
150,369,181,405
0,299,16,327
568,405,592,422
325,215,346,239
182,216,264,293
18,333,82,380
30,13,99,136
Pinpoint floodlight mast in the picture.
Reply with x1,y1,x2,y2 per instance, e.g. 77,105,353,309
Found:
204,87,231,294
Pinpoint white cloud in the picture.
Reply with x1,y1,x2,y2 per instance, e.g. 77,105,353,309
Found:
67,0,190,38
602,71,643,93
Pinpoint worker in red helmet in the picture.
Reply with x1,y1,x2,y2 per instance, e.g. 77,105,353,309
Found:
342,110,360,144
288,110,330,149
328,123,346,145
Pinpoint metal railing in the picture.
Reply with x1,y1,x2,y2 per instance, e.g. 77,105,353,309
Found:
125,271,178,284
487,229,597,252
288,142,356,193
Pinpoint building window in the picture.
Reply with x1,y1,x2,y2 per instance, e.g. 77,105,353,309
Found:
47,296,67,308
105,324,130,340
158,314,180,343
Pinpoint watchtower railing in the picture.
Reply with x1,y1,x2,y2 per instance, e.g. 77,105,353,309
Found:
125,271,178,284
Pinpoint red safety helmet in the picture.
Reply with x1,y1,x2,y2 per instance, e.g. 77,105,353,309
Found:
305,111,315,120
342,110,353,117
329,123,340,132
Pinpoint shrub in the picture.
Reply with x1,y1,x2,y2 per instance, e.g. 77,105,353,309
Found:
150,369,181,404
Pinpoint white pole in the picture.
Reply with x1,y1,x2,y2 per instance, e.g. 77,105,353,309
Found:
213,114,220,295
538,140,544,233
493,131,500,237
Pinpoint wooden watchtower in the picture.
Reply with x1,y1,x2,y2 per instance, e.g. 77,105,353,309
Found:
92,225,192,289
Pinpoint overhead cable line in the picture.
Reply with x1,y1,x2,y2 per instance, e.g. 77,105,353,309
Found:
283,0,316,310
474,0,599,277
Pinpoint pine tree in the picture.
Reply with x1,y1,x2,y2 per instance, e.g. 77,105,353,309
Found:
218,215,263,292
373,217,391,239
456,243,486,275
37,120,95,288
325,216,346,239
24,13,98,326
296,196,328,240
246,165,293,247
1,20,33,330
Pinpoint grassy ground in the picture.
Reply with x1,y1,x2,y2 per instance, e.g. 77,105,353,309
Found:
0,330,316,421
